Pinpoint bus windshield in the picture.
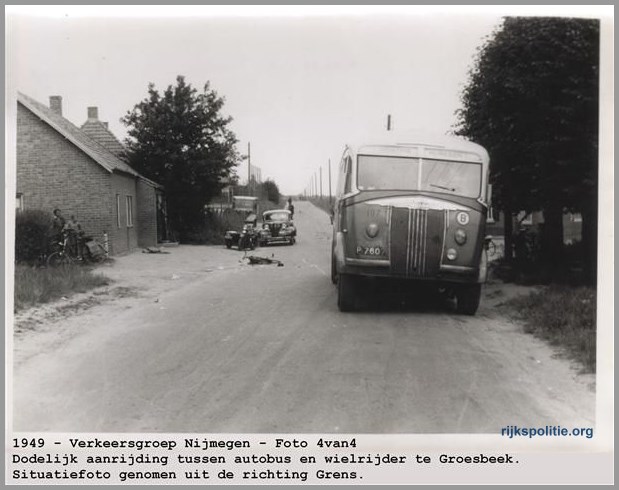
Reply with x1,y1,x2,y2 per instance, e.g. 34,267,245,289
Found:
357,155,482,198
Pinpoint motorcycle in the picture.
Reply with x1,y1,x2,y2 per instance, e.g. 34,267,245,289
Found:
224,214,258,251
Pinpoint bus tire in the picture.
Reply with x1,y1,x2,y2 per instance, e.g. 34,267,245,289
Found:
337,274,356,312
456,284,482,315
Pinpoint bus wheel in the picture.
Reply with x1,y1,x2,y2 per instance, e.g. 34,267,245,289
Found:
456,284,482,315
337,274,357,312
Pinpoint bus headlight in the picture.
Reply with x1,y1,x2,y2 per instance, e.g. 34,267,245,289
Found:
454,228,467,245
366,223,380,238
446,248,458,261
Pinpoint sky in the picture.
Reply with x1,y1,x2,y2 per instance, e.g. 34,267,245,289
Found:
6,5,610,195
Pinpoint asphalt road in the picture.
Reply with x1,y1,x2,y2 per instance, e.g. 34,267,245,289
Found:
12,201,595,433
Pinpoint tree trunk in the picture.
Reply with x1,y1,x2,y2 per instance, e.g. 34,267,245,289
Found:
502,204,513,265
581,199,598,285
541,203,565,279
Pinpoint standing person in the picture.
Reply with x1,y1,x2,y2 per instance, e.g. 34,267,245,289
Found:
51,209,65,243
285,198,294,219
64,215,83,260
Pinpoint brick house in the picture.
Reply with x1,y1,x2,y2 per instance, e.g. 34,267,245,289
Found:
16,92,164,254
79,105,169,244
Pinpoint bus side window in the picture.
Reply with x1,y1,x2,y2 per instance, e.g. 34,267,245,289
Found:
343,155,353,194
336,154,347,197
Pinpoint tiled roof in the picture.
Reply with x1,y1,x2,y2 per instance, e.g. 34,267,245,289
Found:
17,92,140,177
80,119,127,160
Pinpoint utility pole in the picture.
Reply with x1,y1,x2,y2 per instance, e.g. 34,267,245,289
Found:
247,142,251,195
387,114,392,131
328,158,332,204
319,167,323,199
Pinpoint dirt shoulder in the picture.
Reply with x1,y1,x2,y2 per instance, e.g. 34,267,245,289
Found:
11,244,253,365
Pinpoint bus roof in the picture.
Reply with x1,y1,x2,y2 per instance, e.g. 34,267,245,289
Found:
347,131,489,163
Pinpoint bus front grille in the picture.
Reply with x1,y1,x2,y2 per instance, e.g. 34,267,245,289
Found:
389,208,444,278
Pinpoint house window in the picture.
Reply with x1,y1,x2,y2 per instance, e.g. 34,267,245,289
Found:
570,213,583,223
116,194,121,228
126,195,134,227
16,193,24,212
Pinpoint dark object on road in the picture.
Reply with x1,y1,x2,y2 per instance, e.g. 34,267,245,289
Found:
258,209,296,246
244,254,284,267
142,247,170,254
225,214,258,250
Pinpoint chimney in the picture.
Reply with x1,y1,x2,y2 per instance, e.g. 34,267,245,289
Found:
49,96,62,116
87,106,98,120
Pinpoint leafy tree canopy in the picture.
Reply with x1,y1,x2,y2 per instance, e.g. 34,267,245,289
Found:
122,75,242,238
456,17,599,216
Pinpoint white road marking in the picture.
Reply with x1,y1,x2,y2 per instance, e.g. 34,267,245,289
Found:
302,258,327,276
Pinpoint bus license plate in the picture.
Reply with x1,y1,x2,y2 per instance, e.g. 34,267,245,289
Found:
356,245,383,256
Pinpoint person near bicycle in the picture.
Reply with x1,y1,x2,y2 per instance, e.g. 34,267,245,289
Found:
49,208,67,256
52,208,65,240
63,215,84,260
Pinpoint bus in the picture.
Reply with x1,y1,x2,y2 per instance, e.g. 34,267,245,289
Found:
331,133,491,314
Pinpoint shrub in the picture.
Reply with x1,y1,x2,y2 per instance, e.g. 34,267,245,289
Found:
15,209,54,264
185,208,246,245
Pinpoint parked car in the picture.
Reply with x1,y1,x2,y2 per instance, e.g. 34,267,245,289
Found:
259,210,296,246
224,213,258,250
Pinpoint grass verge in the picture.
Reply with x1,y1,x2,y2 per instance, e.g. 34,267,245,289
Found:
307,197,334,215
506,284,596,373
14,264,110,312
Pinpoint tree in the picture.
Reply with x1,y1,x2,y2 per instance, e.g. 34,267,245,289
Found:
122,76,242,239
456,17,599,282
258,179,281,204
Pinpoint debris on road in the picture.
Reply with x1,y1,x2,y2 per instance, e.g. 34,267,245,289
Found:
142,247,170,254
243,253,284,267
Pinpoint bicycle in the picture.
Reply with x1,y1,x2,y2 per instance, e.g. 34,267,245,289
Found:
46,232,76,267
